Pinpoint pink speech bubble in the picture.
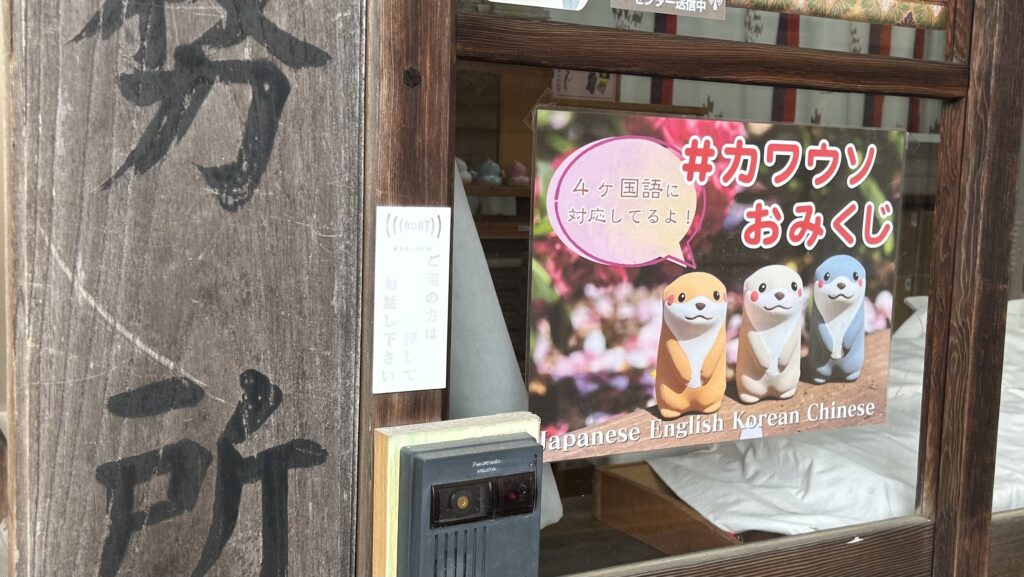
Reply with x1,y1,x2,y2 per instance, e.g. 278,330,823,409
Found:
547,136,704,268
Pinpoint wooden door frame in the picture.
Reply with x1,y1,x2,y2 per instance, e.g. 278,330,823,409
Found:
357,1,1024,576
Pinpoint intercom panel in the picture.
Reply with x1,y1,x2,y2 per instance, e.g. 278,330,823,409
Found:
397,433,542,577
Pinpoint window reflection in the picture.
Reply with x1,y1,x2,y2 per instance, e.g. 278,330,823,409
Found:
452,62,942,575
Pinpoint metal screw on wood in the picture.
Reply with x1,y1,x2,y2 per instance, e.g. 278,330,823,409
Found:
404,67,422,88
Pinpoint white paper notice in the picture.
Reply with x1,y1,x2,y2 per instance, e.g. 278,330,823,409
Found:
372,206,452,394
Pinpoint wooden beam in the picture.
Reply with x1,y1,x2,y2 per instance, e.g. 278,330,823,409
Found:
455,13,968,100
917,0,973,522
931,0,1024,574
989,510,1024,577
8,1,366,575
571,517,933,577
356,0,454,575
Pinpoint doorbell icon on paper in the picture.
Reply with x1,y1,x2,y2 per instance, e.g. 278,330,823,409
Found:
489,0,589,10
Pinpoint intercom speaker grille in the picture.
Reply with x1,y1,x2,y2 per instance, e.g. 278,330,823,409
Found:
432,526,485,577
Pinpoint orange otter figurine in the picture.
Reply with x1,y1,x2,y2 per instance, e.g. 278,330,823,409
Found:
655,272,729,419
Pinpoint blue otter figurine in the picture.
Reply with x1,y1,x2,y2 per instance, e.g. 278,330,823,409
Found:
807,255,866,384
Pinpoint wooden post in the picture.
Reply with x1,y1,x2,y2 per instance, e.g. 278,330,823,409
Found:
918,0,973,521
356,0,454,574
931,0,1024,575
7,1,366,575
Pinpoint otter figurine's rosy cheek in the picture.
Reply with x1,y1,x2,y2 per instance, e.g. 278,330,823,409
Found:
735,265,805,404
654,272,729,419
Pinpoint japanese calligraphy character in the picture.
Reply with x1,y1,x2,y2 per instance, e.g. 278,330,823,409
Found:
97,377,213,577
426,293,439,304
764,140,803,188
73,1,331,211
628,209,642,224
599,181,614,197
621,178,639,198
862,201,894,248
588,208,608,223
195,0,331,69
73,0,191,70
804,139,843,189
610,209,623,224
192,370,328,577
648,209,659,224
719,135,760,189
104,45,290,211
845,143,878,189
679,135,718,187
75,0,330,70
106,376,206,418
641,178,663,198
666,184,680,198
665,210,678,224
741,199,784,249
568,207,586,223
98,440,213,577
830,200,860,248
786,202,827,250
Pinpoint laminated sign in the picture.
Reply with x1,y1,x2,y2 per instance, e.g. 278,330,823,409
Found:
529,107,905,461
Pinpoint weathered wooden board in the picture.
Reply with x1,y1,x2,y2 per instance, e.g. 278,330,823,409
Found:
355,0,454,575
8,1,364,575
931,1,1024,575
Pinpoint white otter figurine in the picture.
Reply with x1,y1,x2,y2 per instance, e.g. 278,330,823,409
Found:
736,265,805,403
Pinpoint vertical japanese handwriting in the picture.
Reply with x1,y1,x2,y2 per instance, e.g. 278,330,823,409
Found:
73,0,332,211
96,371,328,577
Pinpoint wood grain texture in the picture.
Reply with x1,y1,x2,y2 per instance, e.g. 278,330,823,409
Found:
356,0,454,575
931,1,1024,575
988,509,1024,577
593,463,739,557
567,517,933,577
546,330,890,462
455,13,967,100
917,0,973,522
8,1,365,575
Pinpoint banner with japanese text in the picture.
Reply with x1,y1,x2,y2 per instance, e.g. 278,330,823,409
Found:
529,107,904,461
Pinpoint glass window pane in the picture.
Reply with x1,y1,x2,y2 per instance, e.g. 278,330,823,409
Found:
457,2,949,62
450,61,940,575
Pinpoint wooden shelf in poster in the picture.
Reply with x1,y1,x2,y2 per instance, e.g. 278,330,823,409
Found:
546,330,891,463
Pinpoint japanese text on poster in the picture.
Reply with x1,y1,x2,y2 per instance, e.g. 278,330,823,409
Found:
531,108,904,461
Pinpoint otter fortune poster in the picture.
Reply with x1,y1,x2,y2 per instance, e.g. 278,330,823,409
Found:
528,107,904,461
